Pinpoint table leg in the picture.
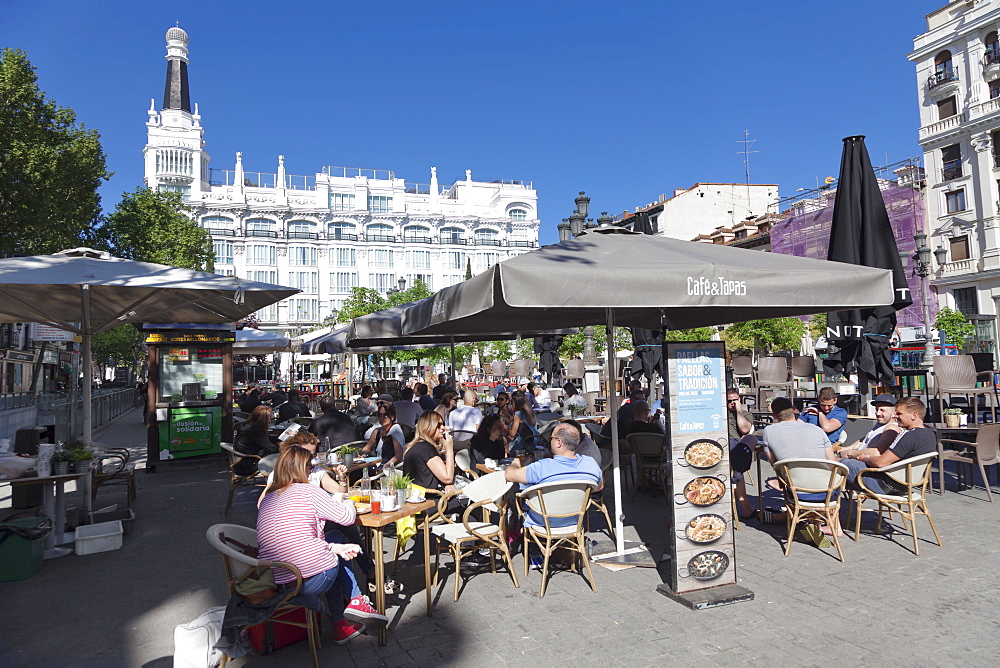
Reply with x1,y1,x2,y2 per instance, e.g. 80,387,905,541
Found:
756,449,764,516
373,526,387,646
43,480,72,559
423,513,431,616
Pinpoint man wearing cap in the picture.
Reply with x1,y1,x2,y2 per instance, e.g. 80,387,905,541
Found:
838,394,901,459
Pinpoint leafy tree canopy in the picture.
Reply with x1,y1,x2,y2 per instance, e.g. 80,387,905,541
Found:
0,48,110,256
721,318,806,355
934,307,976,350
99,187,214,271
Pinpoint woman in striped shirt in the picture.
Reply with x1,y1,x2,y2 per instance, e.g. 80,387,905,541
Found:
257,446,388,645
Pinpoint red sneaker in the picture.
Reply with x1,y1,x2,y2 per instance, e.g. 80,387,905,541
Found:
344,595,389,627
332,619,365,645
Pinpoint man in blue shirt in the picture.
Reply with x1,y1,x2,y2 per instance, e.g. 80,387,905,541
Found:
504,423,602,527
799,386,848,444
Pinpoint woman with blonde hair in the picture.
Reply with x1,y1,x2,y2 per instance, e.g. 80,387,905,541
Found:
402,410,455,492
256,446,387,644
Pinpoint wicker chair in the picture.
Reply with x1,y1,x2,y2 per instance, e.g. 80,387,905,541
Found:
90,445,137,506
773,458,849,561
206,523,321,667
220,442,269,513
518,480,596,597
849,451,942,555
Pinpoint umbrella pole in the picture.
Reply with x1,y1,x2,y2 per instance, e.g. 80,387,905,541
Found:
81,284,94,522
606,309,626,554
450,337,457,388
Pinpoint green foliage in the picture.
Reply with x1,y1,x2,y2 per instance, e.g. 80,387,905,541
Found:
90,324,142,369
662,327,716,342
385,279,432,308
934,307,976,350
465,258,473,280
337,287,386,322
0,48,110,256
808,314,827,341
721,318,806,354
558,327,632,358
484,340,513,362
100,188,214,271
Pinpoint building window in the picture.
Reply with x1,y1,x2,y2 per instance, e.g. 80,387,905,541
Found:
991,81,1000,100
214,267,234,276
202,216,234,233
371,249,393,268
403,225,431,242
288,271,318,293
247,270,277,284
509,208,527,221
289,246,317,266
246,218,277,238
288,220,317,239
327,222,357,241
474,228,499,246
407,273,432,290
366,224,394,242
331,272,358,293
945,189,966,213
370,273,396,292
291,299,318,321
986,31,1000,65
441,227,465,244
335,248,356,267
441,274,464,288
953,286,978,316
932,50,955,85
937,96,957,120
941,144,962,181
329,192,356,211
478,252,501,271
367,195,392,213
949,235,971,262
246,244,276,265
407,250,430,269
212,241,233,265
255,304,278,322
444,251,466,270
157,184,190,201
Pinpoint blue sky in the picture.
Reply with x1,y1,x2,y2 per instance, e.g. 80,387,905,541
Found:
6,0,940,245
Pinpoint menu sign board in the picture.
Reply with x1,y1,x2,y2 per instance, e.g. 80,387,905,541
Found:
663,341,737,597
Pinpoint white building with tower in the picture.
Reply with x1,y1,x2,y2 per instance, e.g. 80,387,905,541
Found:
143,27,539,331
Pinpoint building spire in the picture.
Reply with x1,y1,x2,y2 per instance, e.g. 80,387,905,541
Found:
162,26,191,112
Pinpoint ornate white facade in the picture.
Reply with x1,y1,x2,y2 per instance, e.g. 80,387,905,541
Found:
909,0,1000,354
143,27,539,330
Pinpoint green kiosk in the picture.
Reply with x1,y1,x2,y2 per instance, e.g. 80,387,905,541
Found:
144,325,235,466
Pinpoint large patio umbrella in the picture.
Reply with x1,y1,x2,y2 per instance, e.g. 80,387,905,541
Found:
400,226,896,553
823,135,913,388
628,211,664,390
233,328,294,355
0,248,297,445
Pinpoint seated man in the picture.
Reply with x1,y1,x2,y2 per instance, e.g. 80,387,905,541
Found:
277,389,311,422
432,373,455,403
726,388,758,519
261,385,287,406
799,386,848,445
448,389,482,435
839,397,936,495
309,395,357,449
504,423,602,527
392,387,422,429
415,383,437,412
531,383,552,412
492,377,512,397
837,393,901,484
624,400,664,437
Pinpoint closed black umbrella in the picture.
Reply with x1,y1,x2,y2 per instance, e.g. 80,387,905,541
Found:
823,136,912,387
534,335,563,384
629,211,664,389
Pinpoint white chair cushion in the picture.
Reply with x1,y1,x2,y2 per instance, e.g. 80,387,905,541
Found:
431,522,498,543
525,523,579,536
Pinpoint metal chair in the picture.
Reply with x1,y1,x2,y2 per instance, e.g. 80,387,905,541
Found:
849,451,942,555
90,444,137,507
625,432,667,502
517,480,597,597
220,442,268,513
206,523,321,667
933,355,998,426
431,471,519,601
938,423,1000,501
773,458,849,561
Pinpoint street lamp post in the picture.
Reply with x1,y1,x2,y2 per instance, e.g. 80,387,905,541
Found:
386,276,407,296
903,232,945,367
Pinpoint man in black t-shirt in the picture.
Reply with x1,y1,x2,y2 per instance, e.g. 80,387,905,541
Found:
309,395,356,449
842,397,937,495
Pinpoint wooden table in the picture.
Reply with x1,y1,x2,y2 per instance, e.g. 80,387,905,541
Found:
5,471,87,559
356,499,435,645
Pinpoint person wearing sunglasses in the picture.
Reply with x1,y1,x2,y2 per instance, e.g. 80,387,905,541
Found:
402,411,455,492
360,403,405,468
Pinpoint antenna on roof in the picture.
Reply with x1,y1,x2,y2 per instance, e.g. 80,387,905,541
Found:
737,130,759,219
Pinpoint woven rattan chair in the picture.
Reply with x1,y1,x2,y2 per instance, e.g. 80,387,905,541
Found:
585,448,616,540
220,442,268,513
518,479,596,597
849,451,942,555
939,423,1000,501
90,443,137,506
773,458,849,561
626,432,667,502
206,524,321,667
933,355,997,425
431,471,519,601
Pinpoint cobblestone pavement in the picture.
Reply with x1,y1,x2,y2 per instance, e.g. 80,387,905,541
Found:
1,409,997,666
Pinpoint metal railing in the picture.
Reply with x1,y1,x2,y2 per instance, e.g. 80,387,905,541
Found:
246,229,278,238
323,166,396,181
986,48,1000,66
365,234,396,243
928,68,958,90
942,162,963,180
288,231,319,240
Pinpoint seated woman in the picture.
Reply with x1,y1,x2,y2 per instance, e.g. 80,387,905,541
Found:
355,385,375,423
495,391,515,428
561,383,588,417
434,391,459,423
469,414,508,466
256,446,387,644
505,391,539,452
233,405,279,475
360,403,405,470
402,411,455,493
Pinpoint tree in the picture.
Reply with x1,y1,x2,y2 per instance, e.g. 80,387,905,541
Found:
100,187,214,271
0,48,110,256
90,323,142,381
721,318,806,355
465,258,473,280
558,326,632,358
336,287,386,322
934,307,976,351
663,326,717,342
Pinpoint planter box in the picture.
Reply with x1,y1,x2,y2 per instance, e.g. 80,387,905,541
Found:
74,520,123,555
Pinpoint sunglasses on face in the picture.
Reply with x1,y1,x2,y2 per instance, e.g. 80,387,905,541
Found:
377,412,389,418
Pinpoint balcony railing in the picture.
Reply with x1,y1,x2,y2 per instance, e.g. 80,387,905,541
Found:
246,229,278,238
403,235,433,243
986,48,1000,66
328,232,358,241
928,68,958,90
441,237,468,245
288,231,319,240
366,234,396,243
509,240,535,248
942,162,963,181
206,228,235,236
474,239,503,246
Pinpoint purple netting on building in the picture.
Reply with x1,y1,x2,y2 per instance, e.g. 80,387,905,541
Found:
770,183,933,329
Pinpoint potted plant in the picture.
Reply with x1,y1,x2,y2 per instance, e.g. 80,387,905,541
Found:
51,449,75,475
942,407,964,428
70,447,94,473
389,473,413,506
339,446,360,469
